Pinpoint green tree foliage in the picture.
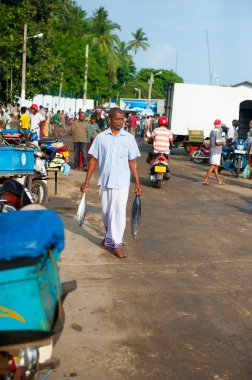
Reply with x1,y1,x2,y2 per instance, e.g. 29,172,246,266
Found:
128,28,150,55
120,68,184,99
0,1,183,104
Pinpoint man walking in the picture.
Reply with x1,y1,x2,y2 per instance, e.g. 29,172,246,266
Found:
71,110,88,170
203,119,226,185
80,108,142,258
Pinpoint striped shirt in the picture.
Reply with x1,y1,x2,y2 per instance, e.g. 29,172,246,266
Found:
151,127,173,153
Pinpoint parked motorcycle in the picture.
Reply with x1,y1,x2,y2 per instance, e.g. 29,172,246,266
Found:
189,142,210,164
219,139,247,177
149,153,171,189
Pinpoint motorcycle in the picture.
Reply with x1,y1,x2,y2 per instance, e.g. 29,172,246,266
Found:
189,142,210,164
149,153,171,189
219,139,247,177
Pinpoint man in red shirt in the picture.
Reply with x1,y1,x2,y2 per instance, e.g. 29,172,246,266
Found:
129,112,137,136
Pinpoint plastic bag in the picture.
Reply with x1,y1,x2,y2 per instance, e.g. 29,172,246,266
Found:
242,164,251,179
77,193,86,226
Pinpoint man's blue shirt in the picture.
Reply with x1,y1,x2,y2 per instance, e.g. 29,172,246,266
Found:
88,128,141,189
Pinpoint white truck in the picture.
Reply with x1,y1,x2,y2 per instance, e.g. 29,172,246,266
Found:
164,82,252,145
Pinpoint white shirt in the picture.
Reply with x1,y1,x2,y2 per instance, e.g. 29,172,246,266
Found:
30,112,45,138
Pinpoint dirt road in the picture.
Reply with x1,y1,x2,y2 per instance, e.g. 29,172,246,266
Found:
49,141,252,380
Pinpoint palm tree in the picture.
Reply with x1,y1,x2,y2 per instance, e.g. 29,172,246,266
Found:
128,28,150,55
88,7,121,54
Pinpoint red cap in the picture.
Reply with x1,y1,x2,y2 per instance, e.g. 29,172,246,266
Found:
31,104,38,111
214,119,221,126
96,109,101,114
158,116,169,127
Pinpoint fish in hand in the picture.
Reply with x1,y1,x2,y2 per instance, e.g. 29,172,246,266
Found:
77,193,86,226
131,196,141,239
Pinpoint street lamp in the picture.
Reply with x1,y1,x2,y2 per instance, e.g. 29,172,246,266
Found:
134,87,141,99
147,71,162,108
21,23,43,105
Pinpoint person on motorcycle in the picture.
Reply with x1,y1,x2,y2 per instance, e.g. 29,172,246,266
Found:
147,116,173,162
203,119,226,186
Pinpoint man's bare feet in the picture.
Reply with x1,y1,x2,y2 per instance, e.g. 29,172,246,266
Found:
218,181,225,185
112,248,127,258
203,181,210,186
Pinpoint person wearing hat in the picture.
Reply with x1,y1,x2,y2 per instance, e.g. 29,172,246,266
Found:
29,104,45,139
203,119,226,185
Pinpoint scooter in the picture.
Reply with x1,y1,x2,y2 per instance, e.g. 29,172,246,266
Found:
189,142,210,164
149,153,171,189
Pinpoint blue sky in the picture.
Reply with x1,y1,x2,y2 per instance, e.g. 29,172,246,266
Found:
77,0,252,86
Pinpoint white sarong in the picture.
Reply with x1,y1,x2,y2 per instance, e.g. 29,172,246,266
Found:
99,187,129,249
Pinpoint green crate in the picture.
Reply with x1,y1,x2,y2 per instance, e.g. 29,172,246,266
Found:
188,130,204,142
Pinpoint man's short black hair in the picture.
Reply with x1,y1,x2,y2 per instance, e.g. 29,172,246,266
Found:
21,107,27,113
90,114,97,119
108,107,124,118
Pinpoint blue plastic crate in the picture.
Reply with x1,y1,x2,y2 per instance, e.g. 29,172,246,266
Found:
0,147,34,174
0,249,62,332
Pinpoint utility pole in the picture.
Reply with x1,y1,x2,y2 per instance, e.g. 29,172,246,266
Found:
21,23,27,104
10,67,13,104
82,44,89,109
147,73,154,108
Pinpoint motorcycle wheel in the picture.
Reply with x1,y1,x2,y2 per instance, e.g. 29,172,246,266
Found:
156,180,162,189
31,180,48,206
191,149,206,164
235,156,242,178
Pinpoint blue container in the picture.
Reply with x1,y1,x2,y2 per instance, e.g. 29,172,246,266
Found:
0,147,34,174
0,250,62,332
0,210,65,332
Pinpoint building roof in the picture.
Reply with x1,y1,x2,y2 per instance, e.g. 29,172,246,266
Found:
232,81,252,87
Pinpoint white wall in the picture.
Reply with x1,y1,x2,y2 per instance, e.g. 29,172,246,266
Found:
171,83,252,137
21,95,94,113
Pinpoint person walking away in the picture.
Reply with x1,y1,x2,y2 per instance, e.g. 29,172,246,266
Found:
80,107,142,258
71,111,88,170
29,104,45,139
19,107,30,130
203,119,226,185
129,112,137,136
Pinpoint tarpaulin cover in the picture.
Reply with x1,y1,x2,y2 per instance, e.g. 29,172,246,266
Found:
1,129,30,135
0,210,65,260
